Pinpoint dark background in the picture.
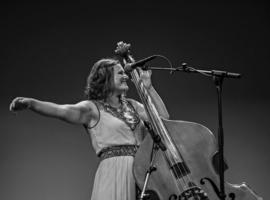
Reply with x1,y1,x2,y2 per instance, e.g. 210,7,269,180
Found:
1,2,269,199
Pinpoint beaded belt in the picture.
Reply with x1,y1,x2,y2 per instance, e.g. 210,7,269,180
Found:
98,145,139,161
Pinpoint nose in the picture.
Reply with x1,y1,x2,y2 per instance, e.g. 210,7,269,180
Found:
123,73,129,80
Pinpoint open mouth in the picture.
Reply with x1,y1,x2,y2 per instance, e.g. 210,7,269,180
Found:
121,79,127,84
121,80,128,88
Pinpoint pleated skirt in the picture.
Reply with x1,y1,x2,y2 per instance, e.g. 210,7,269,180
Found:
91,156,136,200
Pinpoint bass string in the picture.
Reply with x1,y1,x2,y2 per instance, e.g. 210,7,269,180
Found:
131,69,191,194
164,144,195,192
119,44,201,199
128,62,197,198
164,137,201,200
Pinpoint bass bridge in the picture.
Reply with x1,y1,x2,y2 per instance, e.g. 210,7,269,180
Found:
169,186,209,200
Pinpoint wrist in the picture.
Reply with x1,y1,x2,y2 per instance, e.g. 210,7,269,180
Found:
26,98,34,109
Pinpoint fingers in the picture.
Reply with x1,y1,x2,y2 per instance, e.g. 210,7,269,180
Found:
137,68,152,89
138,68,152,77
9,102,13,112
9,97,26,112
9,97,19,112
147,69,152,76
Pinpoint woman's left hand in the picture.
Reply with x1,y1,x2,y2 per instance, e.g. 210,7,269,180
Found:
138,68,152,89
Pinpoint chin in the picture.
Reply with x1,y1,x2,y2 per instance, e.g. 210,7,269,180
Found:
122,86,129,92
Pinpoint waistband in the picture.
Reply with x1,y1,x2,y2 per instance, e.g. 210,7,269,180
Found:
98,145,139,161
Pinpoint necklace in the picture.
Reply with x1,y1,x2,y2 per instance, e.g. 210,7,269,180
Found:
100,100,140,131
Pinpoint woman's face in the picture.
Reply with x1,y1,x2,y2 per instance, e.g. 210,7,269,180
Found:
111,64,129,94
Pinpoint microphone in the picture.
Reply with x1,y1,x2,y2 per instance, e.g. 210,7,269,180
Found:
124,55,157,73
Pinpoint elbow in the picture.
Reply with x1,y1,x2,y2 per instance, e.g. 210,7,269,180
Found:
162,113,170,120
57,105,74,122
58,105,83,124
162,107,170,120
159,110,170,120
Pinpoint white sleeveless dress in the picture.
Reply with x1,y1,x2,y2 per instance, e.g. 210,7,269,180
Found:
85,101,145,200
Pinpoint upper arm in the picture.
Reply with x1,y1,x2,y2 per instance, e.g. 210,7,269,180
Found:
128,99,149,122
60,100,98,125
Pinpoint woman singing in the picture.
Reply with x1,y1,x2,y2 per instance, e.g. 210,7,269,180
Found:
10,57,169,200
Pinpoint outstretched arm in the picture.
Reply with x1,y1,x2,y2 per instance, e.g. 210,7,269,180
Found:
9,97,97,125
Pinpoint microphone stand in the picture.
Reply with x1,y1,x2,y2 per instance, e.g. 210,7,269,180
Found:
139,121,167,200
145,63,241,200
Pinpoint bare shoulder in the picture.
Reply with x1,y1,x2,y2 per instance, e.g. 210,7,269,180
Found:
76,100,95,108
75,100,99,116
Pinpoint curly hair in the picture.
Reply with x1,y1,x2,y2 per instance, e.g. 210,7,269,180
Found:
85,58,120,100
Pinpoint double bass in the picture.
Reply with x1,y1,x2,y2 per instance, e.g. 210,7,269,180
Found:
115,42,262,200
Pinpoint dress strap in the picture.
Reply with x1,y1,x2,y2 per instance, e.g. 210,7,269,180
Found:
83,100,100,129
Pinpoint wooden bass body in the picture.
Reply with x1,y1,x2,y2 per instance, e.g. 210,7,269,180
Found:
133,118,262,200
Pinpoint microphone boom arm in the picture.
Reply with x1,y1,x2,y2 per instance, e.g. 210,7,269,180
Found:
145,63,241,79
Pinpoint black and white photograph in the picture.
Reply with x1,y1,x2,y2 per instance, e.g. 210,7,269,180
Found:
1,2,269,200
